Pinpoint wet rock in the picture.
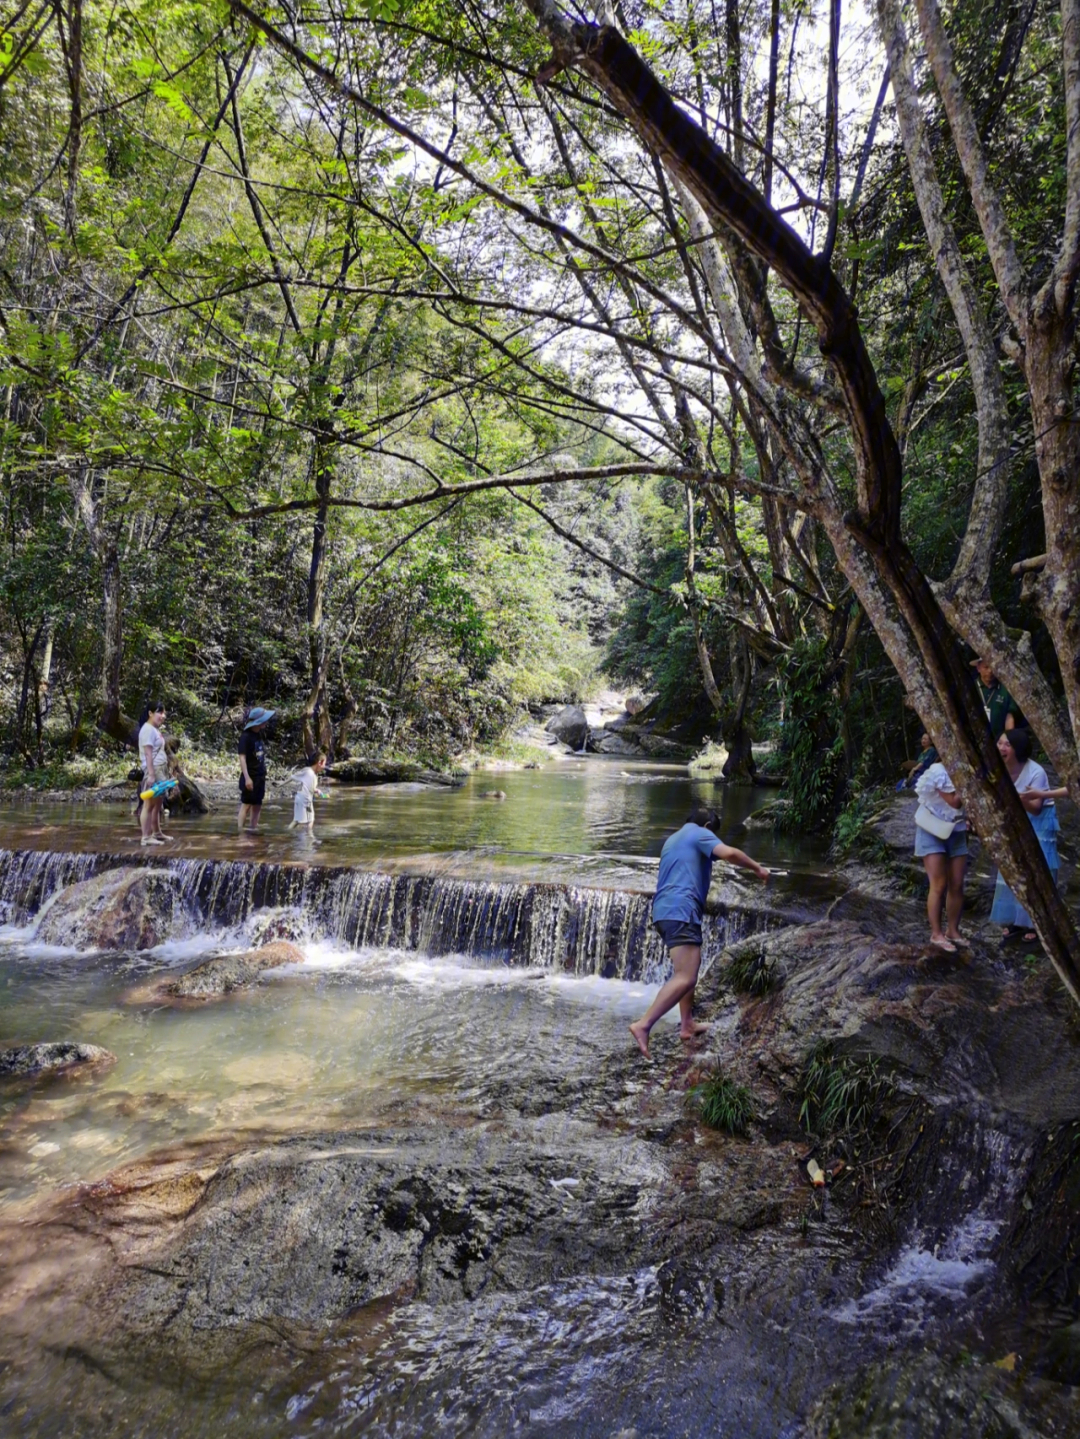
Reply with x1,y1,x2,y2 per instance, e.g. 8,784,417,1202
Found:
163,940,306,999
545,703,589,750
620,725,691,758
0,1042,115,1078
327,758,464,787
714,920,1080,1125
805,1353,1048,1438
477,789,507,800
1041,1320,1080,1385
35,867,194,950
6,1125,662,1376
588,728,642,756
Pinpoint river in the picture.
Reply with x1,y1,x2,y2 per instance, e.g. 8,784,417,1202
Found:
1,763,1073,1438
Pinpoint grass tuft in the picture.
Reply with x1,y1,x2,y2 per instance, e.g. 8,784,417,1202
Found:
798,1041,895,1138
688,1070,755,1136
724,945,778,997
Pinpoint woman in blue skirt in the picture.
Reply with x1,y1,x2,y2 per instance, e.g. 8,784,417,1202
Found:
989,728,1059,945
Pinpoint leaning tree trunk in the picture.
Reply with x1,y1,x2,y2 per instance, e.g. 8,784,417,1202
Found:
163,737,210,815
521,9,1080,1003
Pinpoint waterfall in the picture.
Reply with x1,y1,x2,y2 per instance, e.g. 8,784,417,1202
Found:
0,847,107,923
0,847,784,981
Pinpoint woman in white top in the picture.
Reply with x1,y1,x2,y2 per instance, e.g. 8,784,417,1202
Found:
990,728,1059,944
288,751,327,830
913,759,968,952
137,700,170,847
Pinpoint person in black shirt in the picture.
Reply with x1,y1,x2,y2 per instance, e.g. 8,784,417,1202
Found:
238,706,274,832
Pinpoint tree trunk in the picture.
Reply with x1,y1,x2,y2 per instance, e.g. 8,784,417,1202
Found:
98,532,133,746
721,637,758,784
302,439,335,757
163,737,210,814
879,0,1080,799
1023,321,1080,773
519,13,1080,1000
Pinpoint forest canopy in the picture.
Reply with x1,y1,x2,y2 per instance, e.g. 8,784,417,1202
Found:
3,0,1080,989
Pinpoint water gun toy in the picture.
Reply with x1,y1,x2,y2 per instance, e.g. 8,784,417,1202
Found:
140,778,179,801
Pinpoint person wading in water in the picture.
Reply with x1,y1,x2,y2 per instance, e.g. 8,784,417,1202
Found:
237,707,274,833
630,804,769,1060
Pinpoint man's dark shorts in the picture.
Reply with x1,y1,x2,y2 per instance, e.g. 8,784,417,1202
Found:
239,776,266,807
653,918,703,950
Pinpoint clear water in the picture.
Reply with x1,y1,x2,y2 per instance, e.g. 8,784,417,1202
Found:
0,756,827,887
0,930,669,1213
0,765,1028,1438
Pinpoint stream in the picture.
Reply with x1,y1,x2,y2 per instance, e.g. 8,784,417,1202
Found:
0,762,1076,1437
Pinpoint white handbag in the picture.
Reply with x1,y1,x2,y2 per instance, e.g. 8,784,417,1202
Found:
914,804,957,840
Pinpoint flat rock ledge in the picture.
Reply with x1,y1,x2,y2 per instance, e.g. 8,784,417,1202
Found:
327,758,464,787
0,1043,115,1078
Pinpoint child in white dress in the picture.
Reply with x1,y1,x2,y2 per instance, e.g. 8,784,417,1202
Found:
288,752,327,830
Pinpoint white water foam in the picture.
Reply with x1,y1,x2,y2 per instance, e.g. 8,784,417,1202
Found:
0,921,84,959
388,951,676,1022
835,1214,997,1333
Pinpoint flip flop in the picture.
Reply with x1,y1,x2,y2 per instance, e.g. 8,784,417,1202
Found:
929,936,957,953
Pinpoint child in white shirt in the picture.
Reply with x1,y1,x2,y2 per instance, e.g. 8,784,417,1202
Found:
289,752,327,830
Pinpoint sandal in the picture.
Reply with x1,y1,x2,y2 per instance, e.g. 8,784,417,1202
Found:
929,935,957,953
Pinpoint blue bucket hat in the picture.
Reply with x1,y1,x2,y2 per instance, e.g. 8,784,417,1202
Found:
243,707,276,730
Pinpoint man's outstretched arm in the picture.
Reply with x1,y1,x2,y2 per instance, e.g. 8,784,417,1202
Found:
714,843,770,881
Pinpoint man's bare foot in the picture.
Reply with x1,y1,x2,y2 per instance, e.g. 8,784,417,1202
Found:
629,1021,652,1060
680,1021,710,1040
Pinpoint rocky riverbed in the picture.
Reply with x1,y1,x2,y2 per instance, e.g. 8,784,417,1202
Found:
2,913,1079,1435
1,803,1079,1436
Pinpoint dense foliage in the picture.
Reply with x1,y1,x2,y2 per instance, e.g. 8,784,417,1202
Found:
0,0,1074,827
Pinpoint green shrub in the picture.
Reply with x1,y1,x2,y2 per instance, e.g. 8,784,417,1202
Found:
689,1070,755,1136
831,786,892,861
798,1042,895,1138
774,637,846,834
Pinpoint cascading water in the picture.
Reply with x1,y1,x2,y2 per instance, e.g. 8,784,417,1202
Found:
0,846,783,980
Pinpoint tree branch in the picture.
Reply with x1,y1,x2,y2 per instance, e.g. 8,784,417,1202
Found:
913,0,1029,328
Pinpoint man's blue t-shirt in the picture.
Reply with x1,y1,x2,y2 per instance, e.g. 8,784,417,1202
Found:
651,824,720,922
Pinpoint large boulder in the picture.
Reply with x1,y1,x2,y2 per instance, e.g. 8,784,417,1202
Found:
620,726,692,758
587,728,642,756
0,1043,115,1079
545,704,589,750
157,940,306,1001
35,868,194,950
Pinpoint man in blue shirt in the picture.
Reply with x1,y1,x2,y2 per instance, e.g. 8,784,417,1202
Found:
630,805,769,1060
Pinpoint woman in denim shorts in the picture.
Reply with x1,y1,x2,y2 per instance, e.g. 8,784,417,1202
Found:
913,761,968,952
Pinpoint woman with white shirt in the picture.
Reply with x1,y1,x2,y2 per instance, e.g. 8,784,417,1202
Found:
990,728,1059,945
914,759,968,952
137,700,171,847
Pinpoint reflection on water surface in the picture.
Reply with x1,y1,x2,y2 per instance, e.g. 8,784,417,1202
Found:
0,757,828,885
